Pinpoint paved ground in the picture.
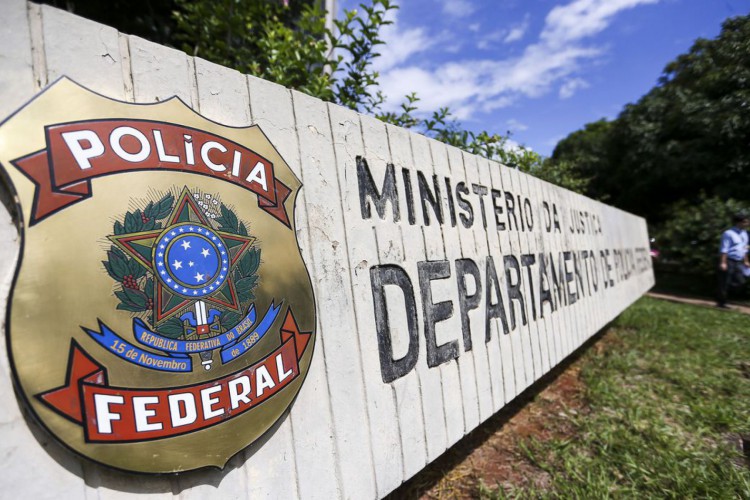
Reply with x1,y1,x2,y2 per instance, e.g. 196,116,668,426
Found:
647,292,750,315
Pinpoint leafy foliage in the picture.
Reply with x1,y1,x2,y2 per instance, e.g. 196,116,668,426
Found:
547,15,750,282
551,15,750,223
46,0,563,188
105,193,175,318
170,0,550,176
172,0,394,113
157,317,186,339
653,194,749,278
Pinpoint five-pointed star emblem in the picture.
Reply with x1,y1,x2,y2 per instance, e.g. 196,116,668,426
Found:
109,188,256,325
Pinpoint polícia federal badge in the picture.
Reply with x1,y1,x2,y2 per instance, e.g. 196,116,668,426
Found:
0,78,316,473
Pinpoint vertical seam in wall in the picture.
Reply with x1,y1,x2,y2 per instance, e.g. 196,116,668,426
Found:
384,126,420,479
364,116,406,494
519,173,538,384
478,159,504,412
528,175,553,378
244,78,254,125
289,90,342,500
426,141,449,263
443,145,468,434
493,161,517,404
401,218,430,468
421,223,452,445
240,81,256,497
187,57,199,112
325,103,378,496
27,2,46,91
405,133,434,464
118,34,134,102
79,461,97,499
456,150,484,426
518,171,544,382
245,84,301,500
513,169,537,388
357,115,390,496
280,91,302,500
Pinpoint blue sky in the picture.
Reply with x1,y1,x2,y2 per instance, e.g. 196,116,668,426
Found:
339,0,750,156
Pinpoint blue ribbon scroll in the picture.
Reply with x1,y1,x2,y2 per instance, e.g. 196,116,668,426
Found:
83,302,282,372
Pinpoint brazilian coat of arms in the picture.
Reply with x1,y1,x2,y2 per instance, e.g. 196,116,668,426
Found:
0,78,316,473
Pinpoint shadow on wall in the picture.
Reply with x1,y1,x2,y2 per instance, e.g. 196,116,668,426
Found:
15,384,294,493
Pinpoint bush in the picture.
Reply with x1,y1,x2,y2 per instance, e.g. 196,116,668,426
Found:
653,194,747,277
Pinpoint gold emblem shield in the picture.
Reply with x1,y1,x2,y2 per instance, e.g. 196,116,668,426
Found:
0,78,316,473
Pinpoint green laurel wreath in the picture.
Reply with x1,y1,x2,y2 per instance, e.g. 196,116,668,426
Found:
103,192,261,338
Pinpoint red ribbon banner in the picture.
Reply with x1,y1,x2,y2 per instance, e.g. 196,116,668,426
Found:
39,309,311,443
14,119,292,226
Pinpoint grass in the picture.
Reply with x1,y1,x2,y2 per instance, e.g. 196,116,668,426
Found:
480,297,750,498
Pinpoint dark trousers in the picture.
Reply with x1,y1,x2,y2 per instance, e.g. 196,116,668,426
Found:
717,259,746,305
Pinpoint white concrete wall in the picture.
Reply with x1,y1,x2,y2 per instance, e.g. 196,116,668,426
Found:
0,1,655,498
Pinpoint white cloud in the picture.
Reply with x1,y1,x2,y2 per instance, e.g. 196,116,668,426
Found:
477,30,505,50
476,15,530,50
372,10,435,73
468,23,481,32
559,78,590,99
541,0,659,45
504,15,530,43
506,119,529,132
442,0,476,17
377,0,659,120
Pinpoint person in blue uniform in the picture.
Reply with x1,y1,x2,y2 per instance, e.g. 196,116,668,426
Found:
717,211,749,308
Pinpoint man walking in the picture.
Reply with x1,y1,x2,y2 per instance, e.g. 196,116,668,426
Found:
717,211,750,308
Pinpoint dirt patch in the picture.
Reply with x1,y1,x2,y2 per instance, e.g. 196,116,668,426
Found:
387,331,619,499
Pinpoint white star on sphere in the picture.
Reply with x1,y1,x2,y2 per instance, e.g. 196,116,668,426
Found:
180,241,191,250
188,261,194,267
172,260,183,270
194,272,205,283
201,248,210,257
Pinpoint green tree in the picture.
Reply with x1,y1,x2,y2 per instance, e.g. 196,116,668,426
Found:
42,0,568,186
654,194,747,277
172,0,532,165
550,118,612,199
553,14,750,222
